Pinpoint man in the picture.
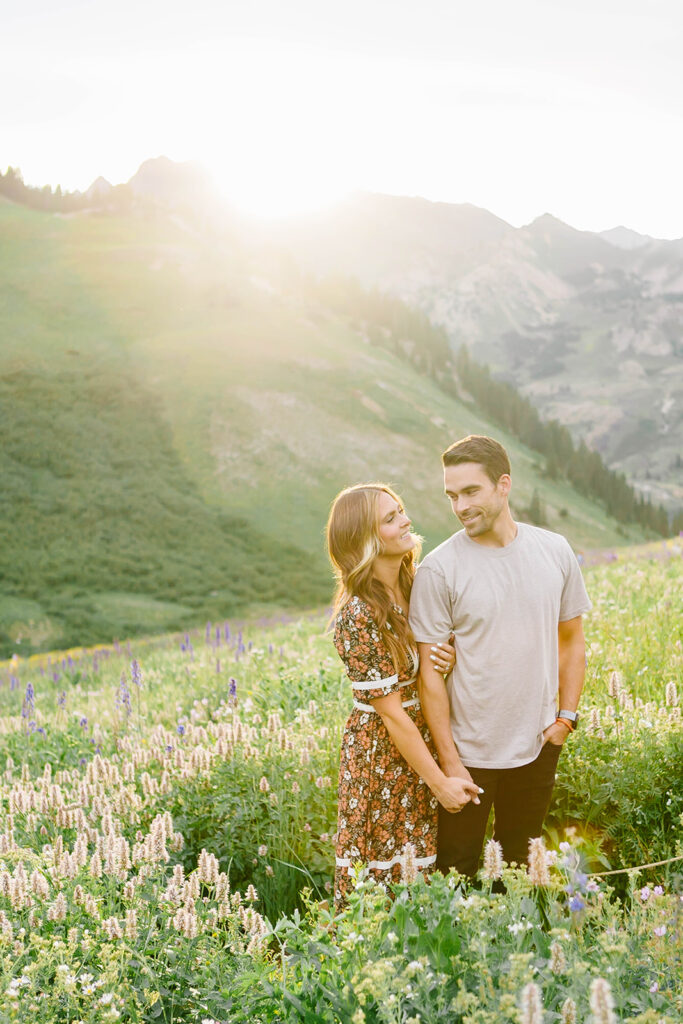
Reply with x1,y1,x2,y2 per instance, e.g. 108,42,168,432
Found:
409,435,591,875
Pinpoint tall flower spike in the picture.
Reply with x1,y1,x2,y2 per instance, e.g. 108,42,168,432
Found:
607,670,622,698
549,940,567,974
589,978,616,1024
519,982,543,1024
560,997,577,1024
482,839,504,880
527,837,550,886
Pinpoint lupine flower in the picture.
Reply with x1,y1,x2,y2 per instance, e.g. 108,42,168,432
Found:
116,672,132,717
22,681,35,721
130,659,141,688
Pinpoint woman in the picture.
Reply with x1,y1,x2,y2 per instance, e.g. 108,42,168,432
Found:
327,483,481,906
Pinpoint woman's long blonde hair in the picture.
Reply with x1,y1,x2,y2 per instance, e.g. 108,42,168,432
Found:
326,483,421,673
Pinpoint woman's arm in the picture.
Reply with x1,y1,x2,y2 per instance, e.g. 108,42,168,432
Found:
417,642,474,785
372,691,481,813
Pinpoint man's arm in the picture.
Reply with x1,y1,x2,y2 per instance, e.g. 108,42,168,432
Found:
417,643,474,783
543,615,586,746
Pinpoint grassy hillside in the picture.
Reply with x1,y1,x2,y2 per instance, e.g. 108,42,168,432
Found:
0,200,652,656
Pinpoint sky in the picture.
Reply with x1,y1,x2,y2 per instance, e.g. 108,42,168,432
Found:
3,0,682,236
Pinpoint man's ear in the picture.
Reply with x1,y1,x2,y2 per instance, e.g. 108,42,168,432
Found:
498,474,512,496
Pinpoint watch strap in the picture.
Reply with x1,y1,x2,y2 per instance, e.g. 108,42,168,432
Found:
558,709,579,722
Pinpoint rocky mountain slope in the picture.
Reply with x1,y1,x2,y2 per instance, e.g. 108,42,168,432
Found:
267,195,683,510
0,194,650,655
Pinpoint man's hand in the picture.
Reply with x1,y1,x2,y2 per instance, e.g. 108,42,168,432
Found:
542,720,570,746
433,775,482,814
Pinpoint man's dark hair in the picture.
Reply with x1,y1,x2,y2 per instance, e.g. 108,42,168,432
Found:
442,435,511,484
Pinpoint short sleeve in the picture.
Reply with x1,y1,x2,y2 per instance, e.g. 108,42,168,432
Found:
334,598,401,701
408,563,454,643
559,541,592,621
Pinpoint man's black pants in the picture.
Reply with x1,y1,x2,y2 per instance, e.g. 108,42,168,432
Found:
437,741,562,875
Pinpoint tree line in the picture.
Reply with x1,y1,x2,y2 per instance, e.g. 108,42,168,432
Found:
311,275,678,537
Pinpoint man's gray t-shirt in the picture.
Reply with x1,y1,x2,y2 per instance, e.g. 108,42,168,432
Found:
409,523,592,769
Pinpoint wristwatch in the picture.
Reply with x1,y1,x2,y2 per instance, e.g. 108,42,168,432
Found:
557,709,580,730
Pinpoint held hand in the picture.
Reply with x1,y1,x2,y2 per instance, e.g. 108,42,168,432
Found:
542,720,570,746
429,636,456,676
434,775,483,814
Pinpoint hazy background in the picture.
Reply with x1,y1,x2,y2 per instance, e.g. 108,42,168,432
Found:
3,0,682,233
2,1,681,656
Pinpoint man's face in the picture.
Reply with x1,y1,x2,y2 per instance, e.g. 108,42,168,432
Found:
443,462,509,540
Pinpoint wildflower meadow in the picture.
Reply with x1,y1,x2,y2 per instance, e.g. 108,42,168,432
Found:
0,544,681,1022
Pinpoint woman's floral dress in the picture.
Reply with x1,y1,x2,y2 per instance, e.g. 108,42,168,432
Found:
333,596,438,906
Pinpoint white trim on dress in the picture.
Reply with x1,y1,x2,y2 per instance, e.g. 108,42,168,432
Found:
335,853,437,870
349,672,398,691
352,696,421,713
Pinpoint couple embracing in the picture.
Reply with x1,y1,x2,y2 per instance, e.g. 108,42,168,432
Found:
326,435,591,907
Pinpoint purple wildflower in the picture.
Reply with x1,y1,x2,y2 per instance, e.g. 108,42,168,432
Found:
116,671,132,717
224,622,230,641
205,622,212,643
228,678,237,707
22,681,35,720
80,717,88,728
569,895,585,912
177,723,185,736
131,659,142,688
57,691,67,708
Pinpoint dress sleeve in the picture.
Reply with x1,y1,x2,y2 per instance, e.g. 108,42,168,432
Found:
333,599,401,701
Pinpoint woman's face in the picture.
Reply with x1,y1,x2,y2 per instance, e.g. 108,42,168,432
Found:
376,491,415,558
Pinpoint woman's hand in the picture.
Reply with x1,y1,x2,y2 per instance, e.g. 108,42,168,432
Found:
433,774,482,814
429,634,456,676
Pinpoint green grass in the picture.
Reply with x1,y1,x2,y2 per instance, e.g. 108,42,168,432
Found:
0,201,653,657
0,548,680,1022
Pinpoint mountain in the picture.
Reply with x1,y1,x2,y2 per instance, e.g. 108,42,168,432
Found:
84,176,113,202
268,194,683,510
0,198,651,657
127,155,219,209
600,226,654,250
